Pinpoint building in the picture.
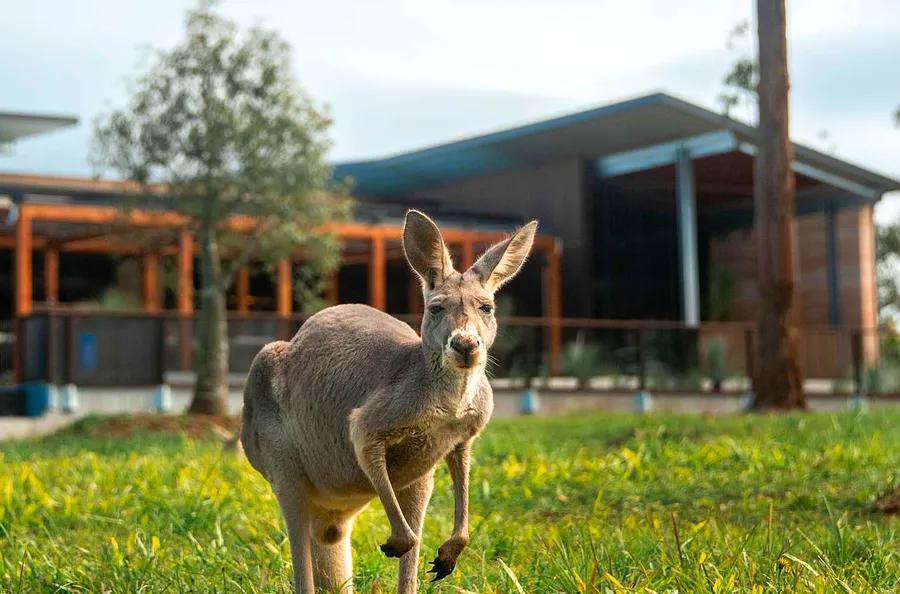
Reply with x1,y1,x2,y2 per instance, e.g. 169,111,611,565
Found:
2,92,898,397
336,92,896,329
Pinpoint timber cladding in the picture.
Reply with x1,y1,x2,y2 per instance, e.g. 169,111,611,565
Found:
709,206,877,329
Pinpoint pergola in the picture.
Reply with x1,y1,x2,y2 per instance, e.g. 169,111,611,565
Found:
4,177,563,368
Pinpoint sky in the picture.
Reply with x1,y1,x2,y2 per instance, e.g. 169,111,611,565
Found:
2,0,899,220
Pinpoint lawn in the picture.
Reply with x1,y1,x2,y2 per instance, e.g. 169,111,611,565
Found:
1,410,899,593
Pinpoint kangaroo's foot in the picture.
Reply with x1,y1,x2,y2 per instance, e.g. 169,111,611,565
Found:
427,535,468,582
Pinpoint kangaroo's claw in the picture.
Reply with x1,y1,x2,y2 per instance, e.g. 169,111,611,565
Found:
427,556,456,581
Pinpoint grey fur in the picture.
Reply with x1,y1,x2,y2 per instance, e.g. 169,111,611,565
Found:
242,210,538,593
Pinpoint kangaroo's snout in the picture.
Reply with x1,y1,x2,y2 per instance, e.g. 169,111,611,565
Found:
450,334,478,357
447,332,482,368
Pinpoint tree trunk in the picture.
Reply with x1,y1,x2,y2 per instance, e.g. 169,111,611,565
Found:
188,219,229,415
752,0,805,410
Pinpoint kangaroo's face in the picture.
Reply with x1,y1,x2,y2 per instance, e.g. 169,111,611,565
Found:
422,272,495,370
402,210,538,371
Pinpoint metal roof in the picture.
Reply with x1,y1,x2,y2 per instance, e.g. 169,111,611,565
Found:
334,92,900,198
0,111,78,143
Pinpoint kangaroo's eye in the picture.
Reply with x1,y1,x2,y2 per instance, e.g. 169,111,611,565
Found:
428,304,444,315
479,304,494,314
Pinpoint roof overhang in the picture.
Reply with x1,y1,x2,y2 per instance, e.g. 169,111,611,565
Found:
334,92,900,201
0,111,78,143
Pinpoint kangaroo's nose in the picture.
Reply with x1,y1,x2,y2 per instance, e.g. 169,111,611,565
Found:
450,334,478,357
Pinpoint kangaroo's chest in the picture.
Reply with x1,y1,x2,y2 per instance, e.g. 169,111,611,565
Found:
385,407,486,486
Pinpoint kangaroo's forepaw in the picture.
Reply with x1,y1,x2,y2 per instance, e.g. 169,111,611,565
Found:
427,556,456,582
379,532,416,558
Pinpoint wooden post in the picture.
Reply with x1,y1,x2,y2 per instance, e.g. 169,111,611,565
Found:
325,270,339,305
825,202,841,327
15,205,32,317
407,272,422,314
460,237,475,270
236,267,250,314
276,259,292,317
44,246,59,305
177,230,194,371
177,231,194,315
851,330,864,395
744,327,755,391
369,232,386,311
637,329,648,391
543,241,562,375
142,251,160,312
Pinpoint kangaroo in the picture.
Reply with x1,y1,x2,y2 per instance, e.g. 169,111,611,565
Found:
241,210,538,593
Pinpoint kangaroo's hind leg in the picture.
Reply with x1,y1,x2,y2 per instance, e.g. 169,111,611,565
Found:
396,473,435,594
274,482,315,594
311,511,358,593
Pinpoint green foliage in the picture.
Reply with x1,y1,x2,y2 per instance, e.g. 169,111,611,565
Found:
705,264,735,322
704,338,728,392
91,0,349,299
864,331,900,394
718,20,758,122
561,332,608,388
1,412,899,592
492,296,543,382
98,287,142,311
877,223,900,322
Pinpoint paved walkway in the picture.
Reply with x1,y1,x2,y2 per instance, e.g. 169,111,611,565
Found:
0,413,83,441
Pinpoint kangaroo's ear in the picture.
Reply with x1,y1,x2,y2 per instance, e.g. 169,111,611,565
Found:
403,210,455,291
468,221,538,292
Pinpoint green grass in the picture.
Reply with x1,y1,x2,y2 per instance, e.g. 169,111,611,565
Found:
1,410,899,593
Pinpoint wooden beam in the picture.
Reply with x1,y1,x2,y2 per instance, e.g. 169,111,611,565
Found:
276,259,292,317
0,172,166,194
407,271,422,314
369,232,386,311
15,206,33,316
44,247,59,305
60,236,145,254
325,270,339,305
543,241,563,375
0,234,151,254
142,251,160,312
26,203,189,227
460,237,475,270
342,246,407,266
177,231,194,314
236,267,250,314
19,202,559,259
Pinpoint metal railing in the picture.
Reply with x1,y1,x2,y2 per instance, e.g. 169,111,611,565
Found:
10,306,898,397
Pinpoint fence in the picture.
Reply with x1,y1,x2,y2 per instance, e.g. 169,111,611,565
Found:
10,307,899,396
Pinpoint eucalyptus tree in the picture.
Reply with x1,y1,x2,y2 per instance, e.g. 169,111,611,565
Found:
752,0,805,410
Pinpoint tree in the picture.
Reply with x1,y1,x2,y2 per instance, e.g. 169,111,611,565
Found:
92,2,349,414
751,0,805,410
